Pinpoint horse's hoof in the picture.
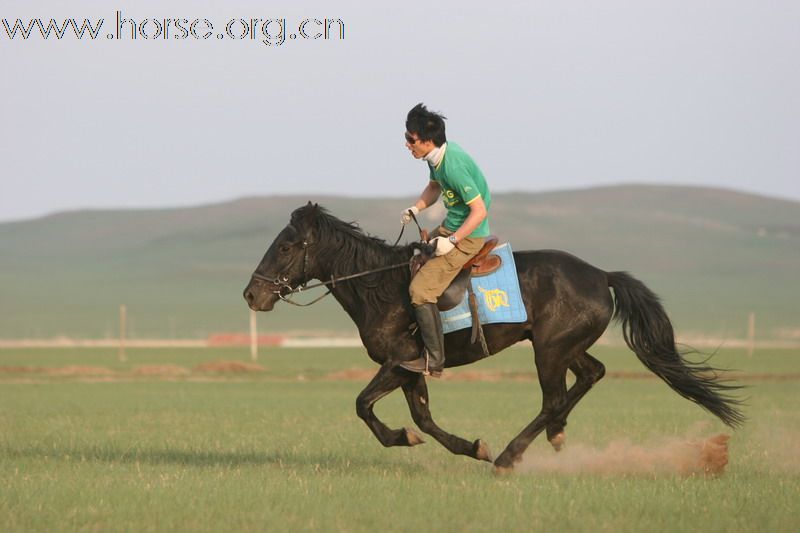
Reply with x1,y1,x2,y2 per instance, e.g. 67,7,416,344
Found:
404,427,425,446
473,439,493,462
493,465,514,476
549,431,566,452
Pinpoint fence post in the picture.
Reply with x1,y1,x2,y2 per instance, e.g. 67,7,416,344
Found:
119,304,127,362
747,312,755,357
250,309,258,361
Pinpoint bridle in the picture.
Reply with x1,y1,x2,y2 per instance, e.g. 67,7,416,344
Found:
250,212,425,307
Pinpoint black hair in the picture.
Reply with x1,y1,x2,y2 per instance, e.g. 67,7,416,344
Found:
405,103,447,146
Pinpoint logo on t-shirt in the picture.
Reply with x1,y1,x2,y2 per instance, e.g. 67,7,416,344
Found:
442,189,460,207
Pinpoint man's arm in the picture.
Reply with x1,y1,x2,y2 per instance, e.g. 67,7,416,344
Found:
414,181,441,211
451,196,487,242
401,181,441,225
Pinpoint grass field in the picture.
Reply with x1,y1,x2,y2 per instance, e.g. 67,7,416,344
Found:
1,346,799,532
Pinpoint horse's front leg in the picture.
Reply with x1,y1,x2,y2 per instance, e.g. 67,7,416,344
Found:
401,373,493,462
355,363,425,447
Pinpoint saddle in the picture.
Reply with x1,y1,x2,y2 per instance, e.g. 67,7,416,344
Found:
410,236,501,355
435,236,500,310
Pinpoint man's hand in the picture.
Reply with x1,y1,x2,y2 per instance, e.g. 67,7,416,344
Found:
400,205,420,225
429,236,455,256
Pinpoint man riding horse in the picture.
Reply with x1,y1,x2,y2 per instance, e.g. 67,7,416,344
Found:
399,103,492,377
243,140,743,468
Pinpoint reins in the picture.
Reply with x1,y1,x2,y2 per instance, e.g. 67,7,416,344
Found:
250,210,426,307
251,260,412,307
393,209,424,246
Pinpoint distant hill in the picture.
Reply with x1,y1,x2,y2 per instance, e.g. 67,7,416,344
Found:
1,185,798,340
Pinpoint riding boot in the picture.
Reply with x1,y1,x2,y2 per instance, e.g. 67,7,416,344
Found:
399,303,445,378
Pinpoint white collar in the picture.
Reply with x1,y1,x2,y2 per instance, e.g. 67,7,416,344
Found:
424,142,447,169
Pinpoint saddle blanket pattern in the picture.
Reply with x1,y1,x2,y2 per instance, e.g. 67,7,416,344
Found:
440,243,528,334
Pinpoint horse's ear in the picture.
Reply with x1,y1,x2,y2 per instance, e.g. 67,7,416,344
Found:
291,202,320,229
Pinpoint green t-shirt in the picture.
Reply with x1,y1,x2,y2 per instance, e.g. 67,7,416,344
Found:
428,142,491,238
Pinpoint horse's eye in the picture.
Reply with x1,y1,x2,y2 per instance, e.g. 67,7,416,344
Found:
279,244,291,253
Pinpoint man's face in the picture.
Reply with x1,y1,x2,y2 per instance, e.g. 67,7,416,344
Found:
405,132,436,159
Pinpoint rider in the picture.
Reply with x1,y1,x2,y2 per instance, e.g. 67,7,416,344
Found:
399,103,492,377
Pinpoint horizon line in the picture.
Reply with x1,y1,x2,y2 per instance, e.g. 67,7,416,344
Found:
2,182,799,225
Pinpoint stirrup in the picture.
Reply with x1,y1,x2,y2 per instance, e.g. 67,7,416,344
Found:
399,353,443,378
424,352,443,378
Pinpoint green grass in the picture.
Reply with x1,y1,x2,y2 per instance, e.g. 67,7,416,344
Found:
1,347,799,531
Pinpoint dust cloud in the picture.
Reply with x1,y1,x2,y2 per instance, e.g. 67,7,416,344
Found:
518,431,730,477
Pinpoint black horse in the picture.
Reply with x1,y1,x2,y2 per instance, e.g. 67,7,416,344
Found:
243,203,743,471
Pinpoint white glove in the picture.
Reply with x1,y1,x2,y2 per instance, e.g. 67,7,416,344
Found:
429,236,455,256
400,205,420,225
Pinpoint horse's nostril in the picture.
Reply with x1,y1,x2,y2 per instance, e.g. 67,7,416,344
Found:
244,289,254,305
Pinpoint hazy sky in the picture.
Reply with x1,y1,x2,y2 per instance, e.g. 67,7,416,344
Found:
2,0,798,221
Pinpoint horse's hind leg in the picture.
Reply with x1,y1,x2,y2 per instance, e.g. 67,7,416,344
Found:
546,352,606,451
356,363,424,447
401,374,493,462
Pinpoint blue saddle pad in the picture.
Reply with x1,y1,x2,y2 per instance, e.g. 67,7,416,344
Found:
440,243,527,334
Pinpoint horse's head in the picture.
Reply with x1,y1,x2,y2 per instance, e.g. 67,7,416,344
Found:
243,202,321,311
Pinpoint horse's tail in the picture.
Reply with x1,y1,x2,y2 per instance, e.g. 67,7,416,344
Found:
607,271,745,428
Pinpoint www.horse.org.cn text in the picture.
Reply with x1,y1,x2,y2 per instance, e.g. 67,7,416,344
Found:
1,11,345,47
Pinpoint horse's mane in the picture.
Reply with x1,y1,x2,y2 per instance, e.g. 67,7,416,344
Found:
291,204,412,310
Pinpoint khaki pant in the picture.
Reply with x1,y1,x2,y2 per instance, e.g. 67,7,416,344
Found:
409,226,485,307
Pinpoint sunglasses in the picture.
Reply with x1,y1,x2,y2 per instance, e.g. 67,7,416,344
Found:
404,132,420,144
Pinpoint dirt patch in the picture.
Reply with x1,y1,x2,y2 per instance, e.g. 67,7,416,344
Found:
325,368,375,381
443,370,531,382
1,365,117,378
132,365,190,377
193,360,265,373
443,370,505,382
0,366,45,374
519,432,731,477
207,334,284,347
734,373,800,381
46,366,115,376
